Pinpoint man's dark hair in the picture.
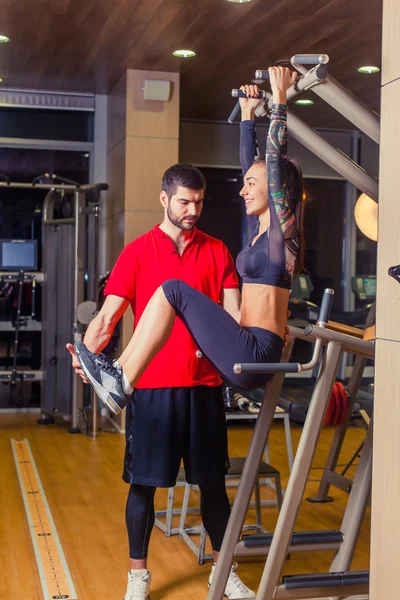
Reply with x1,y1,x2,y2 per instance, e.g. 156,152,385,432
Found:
161,163,206,199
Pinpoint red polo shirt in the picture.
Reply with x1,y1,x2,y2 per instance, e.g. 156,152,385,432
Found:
104,225,239,388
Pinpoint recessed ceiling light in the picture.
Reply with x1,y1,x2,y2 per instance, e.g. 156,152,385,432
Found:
225,0,252,3
295,99,314,106
173,49,196,58
0,35,9,43
358,66,380,74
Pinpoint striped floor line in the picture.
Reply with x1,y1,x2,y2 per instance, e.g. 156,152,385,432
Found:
11,438,78,600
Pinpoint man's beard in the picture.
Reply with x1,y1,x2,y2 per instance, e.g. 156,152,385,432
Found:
167,203,197,231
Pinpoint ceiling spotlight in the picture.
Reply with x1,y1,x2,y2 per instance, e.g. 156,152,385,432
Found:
173,49,196,58
0,35,9,43
0,78,3,83
295,99,314,106
358,66,380,74
225,0,252,2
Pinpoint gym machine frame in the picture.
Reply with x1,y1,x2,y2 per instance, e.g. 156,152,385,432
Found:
0,178,107,434
307,304,375,503
229,53,380,202
236,52,379,508
208,54,378,599
208,290,373,599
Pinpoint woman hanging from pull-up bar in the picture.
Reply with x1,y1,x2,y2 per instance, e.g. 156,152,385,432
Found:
74,66,306,415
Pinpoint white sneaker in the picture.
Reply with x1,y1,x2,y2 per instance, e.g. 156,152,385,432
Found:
123,569,151,600
209,563,256,598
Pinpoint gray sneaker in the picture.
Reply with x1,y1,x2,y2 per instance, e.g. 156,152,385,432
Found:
74,342,130,415
123,569,151,600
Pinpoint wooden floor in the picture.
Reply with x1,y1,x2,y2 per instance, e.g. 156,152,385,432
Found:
0,412,370,600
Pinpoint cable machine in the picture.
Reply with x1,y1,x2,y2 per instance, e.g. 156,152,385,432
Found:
0,174,108,433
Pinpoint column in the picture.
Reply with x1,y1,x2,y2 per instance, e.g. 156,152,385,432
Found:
370,2,400,598
105,69,179,427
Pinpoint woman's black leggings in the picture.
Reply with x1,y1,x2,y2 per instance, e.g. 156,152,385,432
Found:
126,479,231,559
162,279,284,389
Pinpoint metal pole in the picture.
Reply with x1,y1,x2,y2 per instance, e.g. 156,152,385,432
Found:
272,582,369,599
70,190,85,433
340,132,359,377
330,420,373,571
291,61,380,144
304,325,375,358
90,204,100,438
287,110,379,201
207,341,294,600
310,304,375,501
254,65,329,116
343,141,359,313
256,342,343,600
312,76,380,144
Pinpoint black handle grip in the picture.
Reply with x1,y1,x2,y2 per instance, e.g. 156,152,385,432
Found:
317,289,334,325
96,183,109,191
234,362,300,374
232,89,268,99
316,63,330,79
254,70,271,81
228,101,241,123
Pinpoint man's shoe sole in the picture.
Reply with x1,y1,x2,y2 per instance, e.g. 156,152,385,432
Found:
75,345,122,415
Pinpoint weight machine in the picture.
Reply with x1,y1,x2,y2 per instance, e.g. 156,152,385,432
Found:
208,53,379,599
0,174,108,434
209,290,373,599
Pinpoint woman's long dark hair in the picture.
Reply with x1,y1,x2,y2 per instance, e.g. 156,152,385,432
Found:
253,157,306,275
286,158,306,275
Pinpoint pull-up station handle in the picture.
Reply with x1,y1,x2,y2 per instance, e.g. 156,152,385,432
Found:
317,287,334,326
228,74,270,123
255,70,270,81
292,54,329,66
231,89,268,100
228,56,331,123
233,289,334,375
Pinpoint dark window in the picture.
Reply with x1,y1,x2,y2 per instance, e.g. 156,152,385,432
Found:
302,179,347,308
356,224,377,276
0,108,94,142
0,148,90,268
0,147,90,183
198,168,243,259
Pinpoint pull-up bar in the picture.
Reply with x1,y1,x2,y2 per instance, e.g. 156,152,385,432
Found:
228,54,380,202
291,55,380,144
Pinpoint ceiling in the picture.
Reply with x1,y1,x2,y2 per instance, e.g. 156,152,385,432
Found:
0,0,383,129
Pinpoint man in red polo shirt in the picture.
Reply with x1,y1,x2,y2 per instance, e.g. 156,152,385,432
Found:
67,164,256,600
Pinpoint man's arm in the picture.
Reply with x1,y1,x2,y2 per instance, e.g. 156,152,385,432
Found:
221,288,241,323
83,294,129,352
66,294,130,381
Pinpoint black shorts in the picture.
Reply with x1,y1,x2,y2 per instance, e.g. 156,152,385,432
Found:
122,385,229,488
